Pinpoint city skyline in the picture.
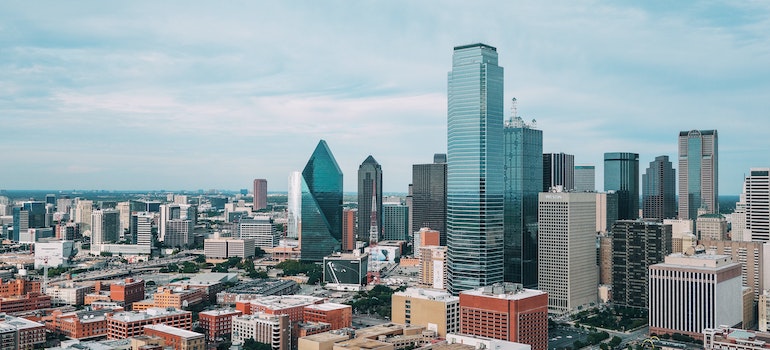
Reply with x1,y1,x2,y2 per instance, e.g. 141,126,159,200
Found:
3,2,770,193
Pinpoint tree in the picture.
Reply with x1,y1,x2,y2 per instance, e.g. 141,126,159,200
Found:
609,336,622,348
181,261,199,273
255,247,266,258
195,255,206,263
243,339,272,350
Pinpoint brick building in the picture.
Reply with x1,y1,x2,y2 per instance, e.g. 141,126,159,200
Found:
143,324,205,350
198,309,242,341
0,293,51,314
47,309,112,339
0,279,40,298
303,303,352,330
107,307,192,339
459,283,548,350
110,278,145,310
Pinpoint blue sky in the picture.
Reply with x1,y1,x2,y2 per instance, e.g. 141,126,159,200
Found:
1,1,769,194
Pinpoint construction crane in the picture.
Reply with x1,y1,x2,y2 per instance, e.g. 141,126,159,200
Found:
35,256,50,294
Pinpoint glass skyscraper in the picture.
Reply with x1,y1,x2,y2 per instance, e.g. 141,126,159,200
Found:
678,130,718,220
604,152,640,220
411,154,447,245
504,115,542,287
357,155,382,243
642,155,676,220
543,153,575,192
299,140,343,262
446,43,505,294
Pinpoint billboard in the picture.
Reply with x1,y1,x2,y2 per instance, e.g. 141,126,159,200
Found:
323,256,367,285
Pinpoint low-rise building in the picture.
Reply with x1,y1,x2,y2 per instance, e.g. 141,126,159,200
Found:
45,283,92,306
110,278,145,310
143,324,205,350
232,313,290,350
704,326,770,350
392,287,459,337
107,307,192,339
47,309,112,340
198,309,242,341
303,303,352,330
298,330,350,350
0,313,45,349
0,293,51,314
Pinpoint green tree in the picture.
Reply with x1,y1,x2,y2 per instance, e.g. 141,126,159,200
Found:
181,261,199,273
609,336,622,348
195,254,206,263
243,338,273,350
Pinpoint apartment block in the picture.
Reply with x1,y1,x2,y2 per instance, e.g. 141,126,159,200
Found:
143,324,205,350
391,287,459,337
198,309,242,341
107,308,192,339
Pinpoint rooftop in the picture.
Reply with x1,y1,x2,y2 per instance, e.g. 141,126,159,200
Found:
395,288,458,302
305,303,351,312
109,307,189,323
251,295,324,309
460,283,546,301
144,324,204,339
199,309,242,317
300,330,351,343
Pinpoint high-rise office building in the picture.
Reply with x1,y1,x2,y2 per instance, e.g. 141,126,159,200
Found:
574,165,595,192
130,212,154,247
696,214,728,241
744,169,770,242
239,217,279,249
642,155,676,220
649,252,741,339
11,201,46,242
91,209,120,245
700,239,770,302
74,199,93,230
287,171,302,239
538,191,597,315
357,156,382,243
543,153,574,192
446,43,505,294
159,204,196,243
411,154,447,245
611,220,672,309
253,179,267,211
678,130,718,220
164,219,194,248
382,203,409,241
604,152,639,220
503,113,542,287
341,208,356,252
299,140,343,262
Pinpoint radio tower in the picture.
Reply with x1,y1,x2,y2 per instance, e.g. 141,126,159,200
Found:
368,181,379,245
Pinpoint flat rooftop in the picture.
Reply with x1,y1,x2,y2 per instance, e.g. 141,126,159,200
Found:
301,331,350,343
395,288,458,302
109,308,189,323
199,309,242,317
144,324,204,339
460,284,546,301
305,303,351,312
251,295,324,309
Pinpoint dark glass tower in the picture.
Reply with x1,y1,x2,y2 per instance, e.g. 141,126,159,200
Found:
611,220,671,309
642,155,676,220
543,153,575,191
503,114,542,287
357,155,382,243
411,154,447,245
604,152,640,220
300,140,343,262
446,43,504,294
11,201,46,242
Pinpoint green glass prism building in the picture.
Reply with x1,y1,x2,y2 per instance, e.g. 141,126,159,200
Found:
504,114,542,287
299,140,343,262
446,43,505,294
604,152,639,220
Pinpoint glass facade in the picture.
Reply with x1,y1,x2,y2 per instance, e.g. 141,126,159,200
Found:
446,43,505,294
503,116,542,287
299,140,343,262
642,155,676,220
411,156,447,245
678,130,718,220
357,155,382,243
603,152,639,220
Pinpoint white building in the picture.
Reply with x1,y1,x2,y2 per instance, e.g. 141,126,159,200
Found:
287,171,302,239
91,209,120,245
649,251,742,338
45,283,90,306
704,326,770,350
204,238,256,259
445,334,531,350
130,212,154,247
232,313,290,350
537,191,598,315
239,217,278,249
34,240,74,268
745,169,770,242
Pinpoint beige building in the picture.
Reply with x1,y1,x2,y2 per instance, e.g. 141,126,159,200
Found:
664,219,696,253
418,246,447,289
700,239,770,302
392,287,459,337
598,234,612,286
334,337,393,350
759,290,770,332
697,214,728,241
232,312,290,350
298,331,350,350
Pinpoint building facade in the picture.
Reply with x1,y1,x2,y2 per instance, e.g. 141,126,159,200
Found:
299,140,343,262
392,287,459,337
446,43,505,294
542,153,574,192
357,156,383,244
537,191,597,315
382,204,409,241
503,114,542,288
411,155,447,245
253,179,268,211
642,155,676,220
604,152,639,220
678,129,719,220
574,165,595,192
744,169,770,242
239,217,279,249
700,239,770,302
232,313,290,350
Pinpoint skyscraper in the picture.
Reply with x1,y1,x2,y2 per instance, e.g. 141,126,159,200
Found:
253,179,267,211
382,203,409,241
411,154,447,245
543,153,575,192
537,191,598,315
574,165,595,192
642,155,676,220
503,113,542,287
287,171,302,239
130,212,153,247
11,201,46,242
91,209,120,245
604,152,639,220
611,220,672,309
299,140,343,262
446,43,505,294
357,156,382,243
743,169,769,242
678,129,718,220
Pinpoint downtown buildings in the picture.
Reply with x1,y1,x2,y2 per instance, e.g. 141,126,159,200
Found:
604,152,639,220
446,43,505,294
411,154,447,245
642,155,676,220
357,156,383,244
678,129,719,219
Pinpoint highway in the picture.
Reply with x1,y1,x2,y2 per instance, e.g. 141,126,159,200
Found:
47,254,197,283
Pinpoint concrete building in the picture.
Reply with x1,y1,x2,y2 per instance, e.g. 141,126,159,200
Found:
45,283,91,306
574,165,595,192
664,219,696,253
34,240,74,269
459,283,547,350
204,237,256,259
143,324,205,350
700,239,770,302
703,326,770,350
323,253,368,289
392,287,459,337
744,169,770,242
697,214,728,241
232,313,290,350
91,209,120,245
444,334,532,350
649,251,742,339
0,313,45,349
760,290,770,332
419,246,447,289
130,212,154,247
595,192,618,234
239,217,279,249
538,191,597,315
611,220,672,309
298,331,351,350
164,219,194,248
678,129,719,220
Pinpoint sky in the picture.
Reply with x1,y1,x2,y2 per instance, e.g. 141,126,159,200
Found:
1,1,769,194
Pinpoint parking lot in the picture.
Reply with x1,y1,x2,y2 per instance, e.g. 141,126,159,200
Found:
549,326,589,350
